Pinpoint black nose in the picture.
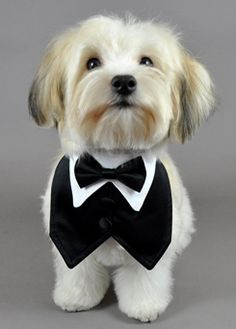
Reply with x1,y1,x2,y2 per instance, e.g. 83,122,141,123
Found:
111,75,137,95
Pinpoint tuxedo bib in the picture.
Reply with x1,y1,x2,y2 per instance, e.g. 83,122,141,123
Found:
50,155,172,270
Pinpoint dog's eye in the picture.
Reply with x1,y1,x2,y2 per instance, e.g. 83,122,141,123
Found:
139,57,153,67
86,58,101,70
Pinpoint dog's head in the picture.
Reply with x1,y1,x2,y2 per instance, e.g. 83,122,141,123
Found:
29,15,215,153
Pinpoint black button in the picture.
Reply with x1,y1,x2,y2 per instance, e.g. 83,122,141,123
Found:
99,217,112,230
100,197,116,206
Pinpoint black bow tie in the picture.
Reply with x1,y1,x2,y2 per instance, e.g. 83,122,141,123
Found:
74,154,146,192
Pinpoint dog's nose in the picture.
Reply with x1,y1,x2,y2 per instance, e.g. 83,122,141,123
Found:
111,75,137,95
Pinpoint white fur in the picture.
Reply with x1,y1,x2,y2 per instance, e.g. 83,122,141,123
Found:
42,151,195,322
31,15,215,322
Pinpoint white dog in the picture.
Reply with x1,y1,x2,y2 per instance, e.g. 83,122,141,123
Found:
28,15,214,322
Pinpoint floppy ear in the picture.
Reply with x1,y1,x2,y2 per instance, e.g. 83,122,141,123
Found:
171,51,215,143
28,36,68,127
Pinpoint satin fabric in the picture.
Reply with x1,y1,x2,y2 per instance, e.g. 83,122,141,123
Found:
50,156,172,270
74,153,146,192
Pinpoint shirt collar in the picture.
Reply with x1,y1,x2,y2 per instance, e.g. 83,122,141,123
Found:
69,151,157,211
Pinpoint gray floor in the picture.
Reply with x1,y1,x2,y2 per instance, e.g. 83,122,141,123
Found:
0,196,235,329
1,0,236,328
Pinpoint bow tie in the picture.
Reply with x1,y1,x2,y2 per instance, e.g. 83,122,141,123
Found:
74,154,146,192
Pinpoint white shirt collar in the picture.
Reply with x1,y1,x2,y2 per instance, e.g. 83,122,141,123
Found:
69,151,157,212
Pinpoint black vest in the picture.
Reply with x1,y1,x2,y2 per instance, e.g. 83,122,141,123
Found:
50,156,172,270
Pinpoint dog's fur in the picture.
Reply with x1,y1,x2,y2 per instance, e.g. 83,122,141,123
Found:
29,15,214,322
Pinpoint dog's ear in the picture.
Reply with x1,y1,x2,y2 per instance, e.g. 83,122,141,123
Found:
170,51,215,143
28,35,70,127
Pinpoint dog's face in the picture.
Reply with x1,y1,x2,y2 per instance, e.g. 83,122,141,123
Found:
29,15,215,153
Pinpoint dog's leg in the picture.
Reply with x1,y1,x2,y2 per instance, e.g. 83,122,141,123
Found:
112,255,174,322
42,171,110,312
52,248,110,312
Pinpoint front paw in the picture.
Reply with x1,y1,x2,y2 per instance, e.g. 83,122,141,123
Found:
118,299,169,322
53,286,97,312
53,278,110,312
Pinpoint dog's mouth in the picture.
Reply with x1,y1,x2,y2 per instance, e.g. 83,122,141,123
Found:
110,99,133,109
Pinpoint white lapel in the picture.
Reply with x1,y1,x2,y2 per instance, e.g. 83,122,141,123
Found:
69,151,157,212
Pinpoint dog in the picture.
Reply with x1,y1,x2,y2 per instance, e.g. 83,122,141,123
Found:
28,15,215,322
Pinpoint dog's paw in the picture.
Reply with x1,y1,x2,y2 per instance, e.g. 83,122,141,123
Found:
53,280,109,312
53,287,98,312
118,299,169,322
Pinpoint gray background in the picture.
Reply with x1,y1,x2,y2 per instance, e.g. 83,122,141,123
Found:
0,0,235,328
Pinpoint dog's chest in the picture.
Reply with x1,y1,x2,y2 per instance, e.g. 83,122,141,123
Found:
93,237,127,267
50,151,172,270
